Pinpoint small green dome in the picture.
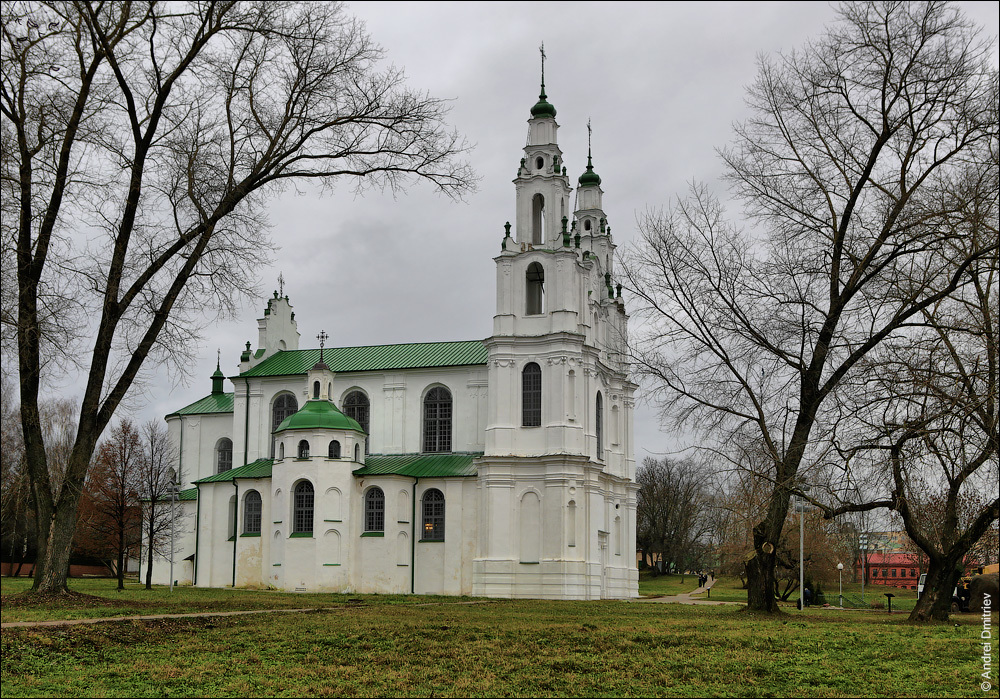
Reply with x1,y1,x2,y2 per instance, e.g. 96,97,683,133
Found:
530,85,556,119
275,400,365,434
578,156,601,186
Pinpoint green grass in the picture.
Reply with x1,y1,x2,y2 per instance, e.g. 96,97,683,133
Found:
636,572,704,597
2,584,994,698
0,577,451,623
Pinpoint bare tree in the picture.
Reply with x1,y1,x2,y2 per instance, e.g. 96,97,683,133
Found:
1,1,474,594
636,457,713,575
622,1,997,613
76,420,143,590
138,420,177,590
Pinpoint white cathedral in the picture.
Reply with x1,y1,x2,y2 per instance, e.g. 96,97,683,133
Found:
149,74,638,600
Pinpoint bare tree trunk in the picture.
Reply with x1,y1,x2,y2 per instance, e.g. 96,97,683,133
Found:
910,558,964,622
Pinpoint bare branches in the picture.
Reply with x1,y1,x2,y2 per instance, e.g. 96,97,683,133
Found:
1,0,475,593
621,1,997,614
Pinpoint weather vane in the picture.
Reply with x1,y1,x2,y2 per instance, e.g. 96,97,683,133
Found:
277,272,285,297
317,330,328,364
587,118,593,158
216,348,221,368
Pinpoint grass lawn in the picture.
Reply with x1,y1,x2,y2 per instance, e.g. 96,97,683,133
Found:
0,577,452,623
636,572,703,597
2,578,995,697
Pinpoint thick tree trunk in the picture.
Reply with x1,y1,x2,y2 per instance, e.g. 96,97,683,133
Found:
31,496,79,594
745,550,781,612
909,558,963,622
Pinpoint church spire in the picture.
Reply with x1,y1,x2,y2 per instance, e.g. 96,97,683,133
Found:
530,42,556,119
211,348,225,394
578,118,602,186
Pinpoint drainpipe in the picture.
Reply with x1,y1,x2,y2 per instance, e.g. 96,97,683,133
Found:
411,477,419,594
193,484,201,585
243,378,251,467
232,479,239,587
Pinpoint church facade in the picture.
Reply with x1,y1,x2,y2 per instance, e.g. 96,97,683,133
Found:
149,77,639,600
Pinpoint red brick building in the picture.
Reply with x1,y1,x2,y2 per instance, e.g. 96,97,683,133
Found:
855,552,923,590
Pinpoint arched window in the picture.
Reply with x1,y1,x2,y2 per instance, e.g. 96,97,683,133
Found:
584,218,592,231
522,363,542,427
365,487,385,532
596,391,604,460
243,490,262,534
421,489,445,541
278,442,285,460
328,440,341,459
271,393,298,456
531,193,545,244
297,439,310,459
313,381,320,399
526,262,544,315
216,438,233,474
354,442,360,461
423,387,452,453
227,495,236,540
343,391,370,455
293,481,314,534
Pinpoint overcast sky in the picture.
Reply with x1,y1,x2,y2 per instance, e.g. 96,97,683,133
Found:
133,1,999,462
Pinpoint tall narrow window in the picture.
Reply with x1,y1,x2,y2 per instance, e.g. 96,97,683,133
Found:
227,495,236,539
216,438,233,474
297,439,310,459
596,391,604,460
421,489,445,541
365,487,385,532
313,381,320,399
344,391,370,455
293,481,314,534
243,490,262,534
522,363,542,427
272,393,298,457
526,262,545,315
423,387,452,453
531,193,545,244
328,440,341,459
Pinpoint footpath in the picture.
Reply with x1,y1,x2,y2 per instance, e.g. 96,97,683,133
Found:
638,577,743,606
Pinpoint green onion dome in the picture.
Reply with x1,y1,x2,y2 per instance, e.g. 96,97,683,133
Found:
275,400,365,434
530,86,557,119
578,155,601,186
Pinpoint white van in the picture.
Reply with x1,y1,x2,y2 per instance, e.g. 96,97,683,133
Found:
917,573,926,597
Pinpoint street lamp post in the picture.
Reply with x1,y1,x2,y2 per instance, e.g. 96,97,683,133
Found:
837,562,844,608
859,533,868,603
167,468,179,593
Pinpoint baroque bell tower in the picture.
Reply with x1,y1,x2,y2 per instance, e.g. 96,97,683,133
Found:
474,49,638,601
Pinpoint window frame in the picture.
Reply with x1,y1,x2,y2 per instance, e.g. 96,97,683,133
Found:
422,386,453,453
292,480,314,534
328,439,341,459
421,488,445,541
243,490,262,534
364,487,385,532
297,439,310,459
271,393,299,457
522,362,542,427
216,437,233,474
343,390,370,455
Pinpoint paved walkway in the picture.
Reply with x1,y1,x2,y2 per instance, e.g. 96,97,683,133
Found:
637,577,744,606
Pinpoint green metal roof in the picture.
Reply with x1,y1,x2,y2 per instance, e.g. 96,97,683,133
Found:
166,392,234,418
353,453,481,478
241,340,487,378
275,400,365,434
146,487,199,503
195,458,274,484
193,453,479,485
